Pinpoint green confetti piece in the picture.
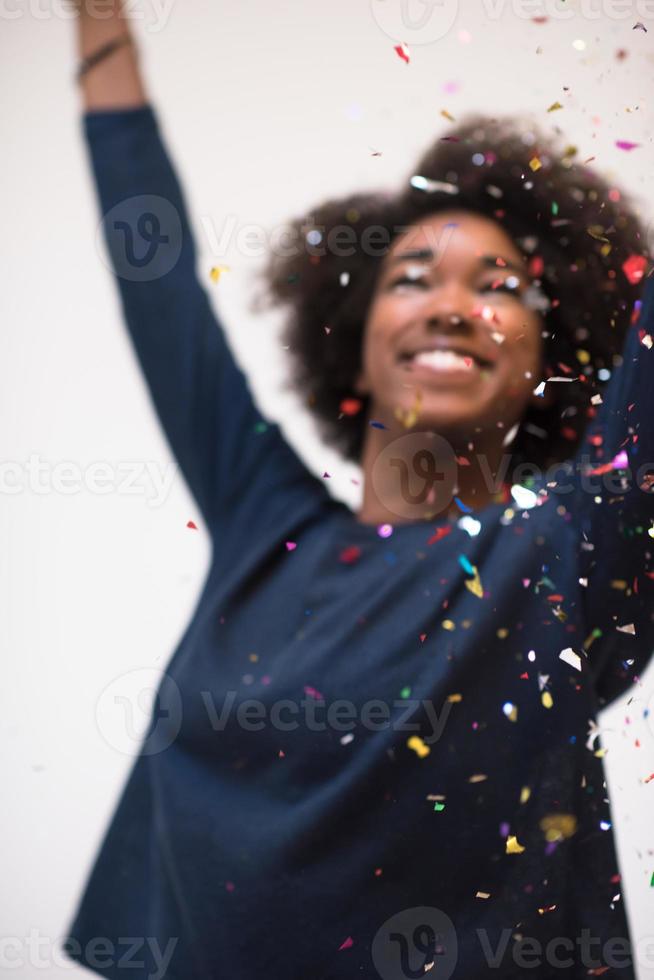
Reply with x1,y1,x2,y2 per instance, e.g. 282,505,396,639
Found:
433,802,446,812
400,686,411,699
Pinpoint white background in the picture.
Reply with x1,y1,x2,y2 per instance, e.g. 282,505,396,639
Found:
2,0,654,976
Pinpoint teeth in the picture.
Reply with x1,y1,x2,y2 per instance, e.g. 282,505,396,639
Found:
411,349,475,370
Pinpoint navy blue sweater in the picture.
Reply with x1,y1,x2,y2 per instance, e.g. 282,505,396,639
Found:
63,105,654,980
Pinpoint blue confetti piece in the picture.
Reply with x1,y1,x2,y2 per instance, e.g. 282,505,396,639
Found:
369,420,388,430
454,496,472,513
458,555,475,576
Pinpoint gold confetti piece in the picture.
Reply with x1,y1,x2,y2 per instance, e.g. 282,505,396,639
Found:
394,388,423,428
464,565,484,598
576,349,590,364
529,156,542,172
563,145,577,158
496,627,509,639
588,226,610,243
520,786,531,804
468,774,488,783
642,333,653,349
442,619,456,631
616,623,636,635
209,265,230,283
506,835,526,854
504,703,518,722
539,813,578,842
610,580,627,590
541,691,554,709
447,693,462,703
475,891,491,899
547,101,563,112
441,109,456,122
407,735,430,758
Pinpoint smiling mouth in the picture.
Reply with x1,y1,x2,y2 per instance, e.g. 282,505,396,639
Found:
398,349,493,373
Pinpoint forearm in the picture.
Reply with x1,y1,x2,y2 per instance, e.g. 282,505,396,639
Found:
75,0,147,111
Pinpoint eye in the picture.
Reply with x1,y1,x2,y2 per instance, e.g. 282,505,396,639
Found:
390,274,428,289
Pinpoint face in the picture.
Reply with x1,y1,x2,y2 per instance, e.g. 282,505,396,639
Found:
355,210,550,447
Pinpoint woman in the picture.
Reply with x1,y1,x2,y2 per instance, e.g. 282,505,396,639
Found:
64,4,653,979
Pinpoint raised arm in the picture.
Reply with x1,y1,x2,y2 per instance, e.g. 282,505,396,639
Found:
572,275,654,705
74,2,326,538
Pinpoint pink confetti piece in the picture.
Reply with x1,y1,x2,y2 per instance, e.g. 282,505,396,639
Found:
304,685,324,700
339,937,354,951
615,140,639,151
285,541,297,551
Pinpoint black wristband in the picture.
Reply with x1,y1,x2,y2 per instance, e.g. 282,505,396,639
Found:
76,35,132,82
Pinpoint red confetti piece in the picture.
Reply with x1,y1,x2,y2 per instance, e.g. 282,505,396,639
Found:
340,397,363,416
186,520,198,530
339,936,354,950
394,42,410,63
622,254,648,284
419,633,427,643
339,545,362,564
528,256,544,277
427,525,453,546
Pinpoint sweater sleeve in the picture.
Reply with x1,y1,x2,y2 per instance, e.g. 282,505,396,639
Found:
571,274,654,706
82,104,325,538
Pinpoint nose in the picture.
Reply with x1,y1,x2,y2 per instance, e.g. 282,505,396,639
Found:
422,281,474,331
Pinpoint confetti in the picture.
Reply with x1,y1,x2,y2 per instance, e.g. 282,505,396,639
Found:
410,175,459,195
559,648,582,671
394,42,410,63
633,21,648,31
542,691,554,709
186,520,198,530
339,397,363,416
547,101,563,112
622,254,648,284
338,937,354,951
209,265,230,283
503,702,518,722
407,735,431,758
304,685,324,700
458,516,481,537
427,525,452,545
464,567,484,598
441,109,456,122
540,813,578,842
454,496,473,513
615,140,639,152
285,541,297,551
616,623,636,635
476,891,491,899
369,420,388,430
529,156,542,172
506,835,526,854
